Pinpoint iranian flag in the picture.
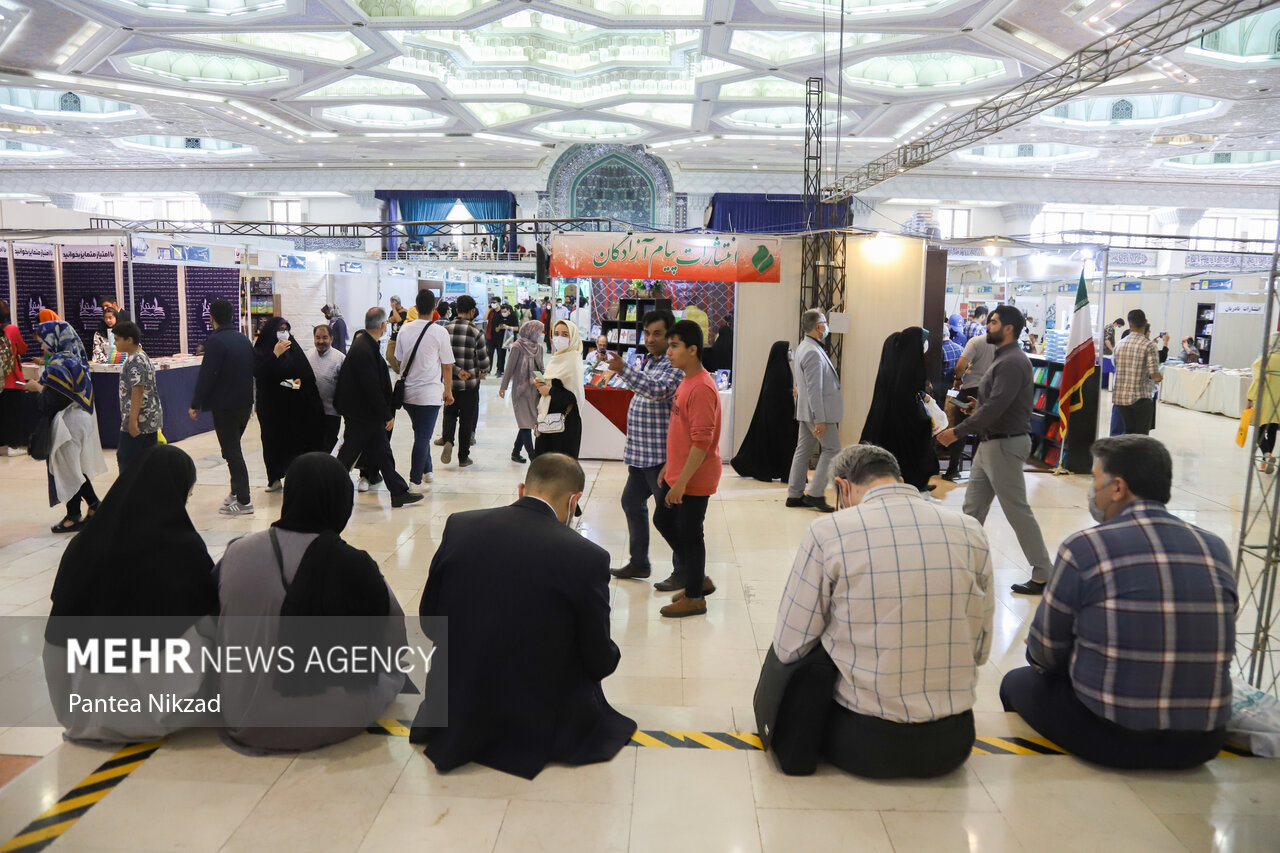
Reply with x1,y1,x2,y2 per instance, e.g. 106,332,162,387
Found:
1059,271,1096,432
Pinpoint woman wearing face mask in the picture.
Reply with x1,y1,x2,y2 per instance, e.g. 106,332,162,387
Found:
253,317,326,492
500,320,544,463
533,320,585,460
860,326,940,491
492,303,518,377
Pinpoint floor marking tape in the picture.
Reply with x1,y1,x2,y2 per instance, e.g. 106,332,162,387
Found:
0,740,163,853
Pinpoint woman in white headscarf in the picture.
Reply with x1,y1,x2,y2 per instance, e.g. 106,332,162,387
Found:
534,319,584,459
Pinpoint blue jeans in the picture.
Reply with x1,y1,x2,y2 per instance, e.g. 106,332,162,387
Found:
621,464,683,572
404,403,441,484
117,431,158,472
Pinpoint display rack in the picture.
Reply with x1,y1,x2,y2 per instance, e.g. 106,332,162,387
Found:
1028,354,1098,473
244,274,278,338
1194,302,1215,363
599,297,672,357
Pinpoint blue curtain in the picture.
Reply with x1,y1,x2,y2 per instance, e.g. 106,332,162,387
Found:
708,193,848,234
377,190,516,253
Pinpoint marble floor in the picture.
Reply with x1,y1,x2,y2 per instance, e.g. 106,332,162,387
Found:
0,380,1274,853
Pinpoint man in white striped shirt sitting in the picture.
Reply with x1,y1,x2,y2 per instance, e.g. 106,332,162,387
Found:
772,443,994,778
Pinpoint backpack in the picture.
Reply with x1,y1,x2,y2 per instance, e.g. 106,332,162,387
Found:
0,332,14,381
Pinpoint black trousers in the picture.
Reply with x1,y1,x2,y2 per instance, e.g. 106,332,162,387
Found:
440,386,479,461
321,414,341,454
946,388,978,474
621,464,678,571
999,667,1226,770
651,483,709,598
824,704,975,779
337,420,408,496
212,406,251,504
1260,423,1278,454
0,387,24,447
1117,397,1155,435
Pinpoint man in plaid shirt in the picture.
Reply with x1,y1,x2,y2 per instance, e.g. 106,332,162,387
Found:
605,309,685,582
964,305,988,341
1112,308,1162,434
1001,436,1237,770
439,294,490,468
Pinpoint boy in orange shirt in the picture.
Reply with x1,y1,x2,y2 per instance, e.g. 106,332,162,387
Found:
654,320,721,618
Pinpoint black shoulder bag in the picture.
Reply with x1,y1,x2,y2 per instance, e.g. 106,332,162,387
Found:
391,325,427,411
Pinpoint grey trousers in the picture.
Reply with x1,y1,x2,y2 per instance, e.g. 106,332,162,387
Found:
787,421,842,499
962,434,1053,582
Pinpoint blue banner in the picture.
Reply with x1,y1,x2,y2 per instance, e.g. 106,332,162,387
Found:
279,254,307,270
1194,278,1232,291
339,261,363,274
1112,280,1142,292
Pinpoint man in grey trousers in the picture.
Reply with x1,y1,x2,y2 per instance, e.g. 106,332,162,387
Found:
785,309,842,513
937,305,1053,595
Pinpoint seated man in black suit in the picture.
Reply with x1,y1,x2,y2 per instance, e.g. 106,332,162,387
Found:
409,453,636,779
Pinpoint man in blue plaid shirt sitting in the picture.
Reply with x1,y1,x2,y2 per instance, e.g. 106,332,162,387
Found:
605,309,690,590
1001,435,1237,769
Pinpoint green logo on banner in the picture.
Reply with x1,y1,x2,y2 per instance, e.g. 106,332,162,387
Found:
751,245,775,274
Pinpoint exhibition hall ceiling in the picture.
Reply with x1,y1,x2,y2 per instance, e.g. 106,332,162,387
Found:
0,0,1279,189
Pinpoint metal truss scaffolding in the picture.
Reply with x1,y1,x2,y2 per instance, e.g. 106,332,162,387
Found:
824,0,1280,201
1235,217,1280,697
801,77,848,375
72,216,630,241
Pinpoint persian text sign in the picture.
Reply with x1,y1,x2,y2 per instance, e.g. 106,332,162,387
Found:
550,233,782,283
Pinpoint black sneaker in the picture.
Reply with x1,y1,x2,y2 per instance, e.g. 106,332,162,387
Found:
511,453,527,463
610,563,652,580
391,491,424,508
1011,579,1046,595
802,495,836,513
653,573,686,592
458,457,474,468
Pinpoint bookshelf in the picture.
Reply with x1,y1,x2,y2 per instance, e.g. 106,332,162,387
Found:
596,297,673,357
1194,302,1215,363
1027,354,1098,473
243,275,279,339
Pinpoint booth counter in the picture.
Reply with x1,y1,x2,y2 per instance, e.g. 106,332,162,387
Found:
582,385,733,462
1159,365,1251,418
89,358,214,448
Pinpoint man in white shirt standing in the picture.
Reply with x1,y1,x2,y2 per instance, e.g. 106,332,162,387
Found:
771,443,993,778
570,297,592,340
554,298,571,324
307,323,344,452
396,290,454,490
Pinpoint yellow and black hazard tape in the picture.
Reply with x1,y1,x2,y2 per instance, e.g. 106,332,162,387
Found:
0,739,164,853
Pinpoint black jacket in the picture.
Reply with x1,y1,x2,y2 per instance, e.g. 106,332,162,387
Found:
191,326,254,412
335,331,392,426
409,497,636,779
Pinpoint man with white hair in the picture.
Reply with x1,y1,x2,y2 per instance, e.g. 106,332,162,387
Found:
771,443,994,778
785,308,842,512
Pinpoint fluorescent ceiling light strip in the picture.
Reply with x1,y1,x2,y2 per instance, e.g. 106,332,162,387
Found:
473,132,550,147
25,70,228,103
51,21,102,66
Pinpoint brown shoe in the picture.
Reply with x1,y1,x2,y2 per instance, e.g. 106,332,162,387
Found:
660,596,707,618
670,577,716,602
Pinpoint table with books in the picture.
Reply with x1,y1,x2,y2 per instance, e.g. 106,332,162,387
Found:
1159,364,1250,418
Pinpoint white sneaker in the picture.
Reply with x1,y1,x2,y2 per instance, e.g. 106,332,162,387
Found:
408,481,429,493
424,472,434,484
358,477,371,493
219,501,255,516
5,447,26,457
265,479,283,493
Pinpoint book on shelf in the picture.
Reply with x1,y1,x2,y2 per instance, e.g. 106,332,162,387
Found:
629,352,645,370
1049,371,1062,389
606,329,619,343
620,328,636,344
1033,367,1048,384
1043,446,1061,467
715,369,732,391
590,324,601,338
1035,392,1047,411
623,347,637,362
607,373,628,389
625,305,638,322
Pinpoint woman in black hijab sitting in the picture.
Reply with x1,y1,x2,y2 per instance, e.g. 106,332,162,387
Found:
216,453,407,752
861,326,940,491
731,341,798,482
253,317,326,492
44,445,219,742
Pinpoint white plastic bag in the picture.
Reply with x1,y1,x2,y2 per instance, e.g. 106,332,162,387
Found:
922,394,948,436
1226,678,1280,757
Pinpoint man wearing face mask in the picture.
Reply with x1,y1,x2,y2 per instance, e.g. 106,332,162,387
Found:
409,453,637,778
770,444,993,778
785,309,842,513
938,305,1053,595
1000,436,1236,770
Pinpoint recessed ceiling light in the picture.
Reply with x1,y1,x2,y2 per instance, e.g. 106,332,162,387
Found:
458,161,465,167
388,162,394,166
1249,79,1258,84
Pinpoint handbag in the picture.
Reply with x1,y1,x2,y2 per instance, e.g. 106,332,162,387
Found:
391,326,427,411
1237,406,1254,448
921,393,948,435
535,411,566,435
753,644,838,775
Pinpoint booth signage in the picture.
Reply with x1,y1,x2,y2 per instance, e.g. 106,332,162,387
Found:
386,265,407,277
1193,278,1232,291
1112,281,1142,292
550,233,782,283
131,238,149,259
12,243,55,261
60,246,117,263
158,245,210,263
1219,302,1264,314
338,261,363,274
279,254,307,270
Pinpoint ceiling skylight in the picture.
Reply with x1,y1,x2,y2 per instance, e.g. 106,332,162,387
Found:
720,107,840,130
844,52,1009,90
757,0,968,21
321,104,449,128
461,102,552,126
1039,94,1222,128
122,50,291,87
531,119,645,140
353,0,494,19
95,0,286,19
175,32,370,64
1163,151,1280,170
0,88,137,120
118,135,252,154
605,102,693,126
957,143,1094,164
546,0,705,20
718,77,809,100
1187,10,1280,65
0,140,63,157
729,30,920,65
297,76,424,99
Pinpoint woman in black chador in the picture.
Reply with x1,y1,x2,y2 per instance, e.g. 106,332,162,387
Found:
253,316,326,491
860,326,939,491
731,341,798,482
